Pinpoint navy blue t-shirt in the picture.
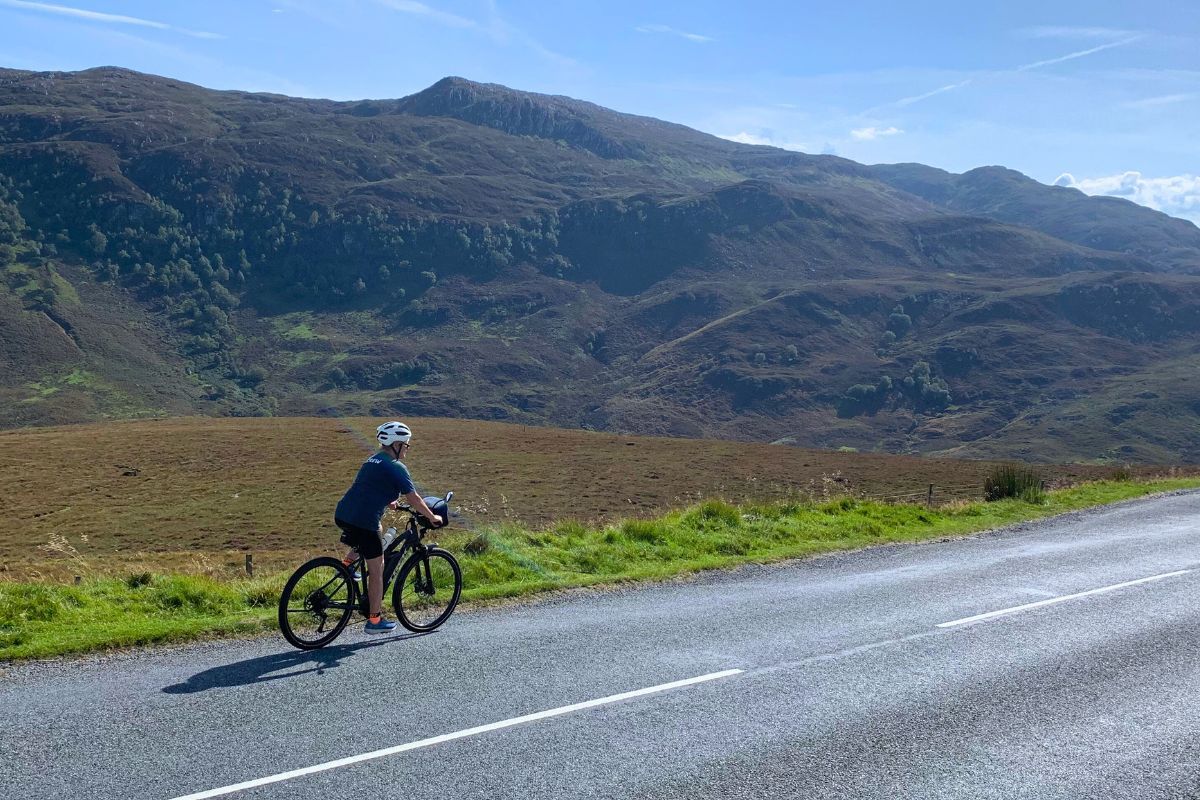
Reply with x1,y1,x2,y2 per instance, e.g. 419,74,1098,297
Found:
335,451,416,531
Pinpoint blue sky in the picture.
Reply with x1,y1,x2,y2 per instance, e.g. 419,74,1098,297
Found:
0,0,1196,222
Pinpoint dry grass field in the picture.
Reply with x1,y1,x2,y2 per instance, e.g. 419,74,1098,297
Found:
0,416,1178,580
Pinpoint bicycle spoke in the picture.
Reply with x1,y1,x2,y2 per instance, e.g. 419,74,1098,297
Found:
394,550,461,632
279,559,355,648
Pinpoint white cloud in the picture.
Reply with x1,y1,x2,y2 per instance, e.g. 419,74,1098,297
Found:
374,0,576,67
1054,171,1200,225
635,24,712,44
718,131,810,152
875,35,1141,111
485,0,576,68
1015,36,1142,72
1121,93,1193,109
1023,26,1138,40
890,79,973,108
850,125,903,141
376,0,477,29
0,0,222,38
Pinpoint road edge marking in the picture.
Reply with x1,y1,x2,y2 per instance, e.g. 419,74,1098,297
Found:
936,569,1192,629
166,668,744,800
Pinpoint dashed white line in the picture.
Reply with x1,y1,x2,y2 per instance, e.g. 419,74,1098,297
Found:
937,569,1192,628
166,668,744,800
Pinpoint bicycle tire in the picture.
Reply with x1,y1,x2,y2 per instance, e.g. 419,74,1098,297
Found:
279,556,355,650
392,547,462,632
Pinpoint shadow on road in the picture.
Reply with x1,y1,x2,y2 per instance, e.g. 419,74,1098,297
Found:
162,633,428,694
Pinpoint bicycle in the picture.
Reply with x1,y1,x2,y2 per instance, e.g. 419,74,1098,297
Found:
278,492,463,650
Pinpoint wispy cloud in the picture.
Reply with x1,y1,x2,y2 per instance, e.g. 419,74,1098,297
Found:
374,0,576,67
267,0,351,30
484,0,576,67
0,0,223,39
850,125,903,141
1015,36,1142,72
1023,26,1139,40
375,0,477,29
1122,93,1194,109
893,79,973,108
635,24,713,44
1054,171,1200,225
876,35,1142,111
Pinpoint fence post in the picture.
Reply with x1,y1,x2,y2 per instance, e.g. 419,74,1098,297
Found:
245,553,254,577
927,484,934,507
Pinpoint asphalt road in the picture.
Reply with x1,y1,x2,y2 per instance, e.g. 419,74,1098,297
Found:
4,491,1200,799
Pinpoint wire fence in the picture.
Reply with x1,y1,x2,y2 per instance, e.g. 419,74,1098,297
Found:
855,482,985,507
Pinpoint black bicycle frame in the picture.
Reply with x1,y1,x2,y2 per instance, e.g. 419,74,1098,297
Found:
348,520,426,614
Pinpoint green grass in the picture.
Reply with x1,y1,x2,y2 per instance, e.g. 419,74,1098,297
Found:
63,368,98,387
3,478,1198,661
270,314,325,342
24,368,102,401
47,267,80,305
21,380,61,401
0,574,279,660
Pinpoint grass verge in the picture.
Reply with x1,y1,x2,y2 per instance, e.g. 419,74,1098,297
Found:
3,478,1198,662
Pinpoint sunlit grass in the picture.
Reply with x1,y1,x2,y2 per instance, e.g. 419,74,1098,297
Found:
2,478,1197,661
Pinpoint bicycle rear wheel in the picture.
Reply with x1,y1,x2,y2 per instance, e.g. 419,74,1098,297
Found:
392,548,462,632
279,556,355,649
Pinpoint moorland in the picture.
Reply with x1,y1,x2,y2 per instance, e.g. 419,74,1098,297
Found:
0,416,1181,582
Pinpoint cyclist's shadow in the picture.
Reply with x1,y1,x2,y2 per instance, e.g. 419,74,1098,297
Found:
162,633,427,695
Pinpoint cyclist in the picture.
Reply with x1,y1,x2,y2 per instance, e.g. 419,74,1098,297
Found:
335,421,443,634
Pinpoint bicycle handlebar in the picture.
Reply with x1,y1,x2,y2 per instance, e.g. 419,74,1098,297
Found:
392,491,452,529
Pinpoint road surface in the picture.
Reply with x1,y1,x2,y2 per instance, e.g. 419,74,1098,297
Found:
4,491,1200,799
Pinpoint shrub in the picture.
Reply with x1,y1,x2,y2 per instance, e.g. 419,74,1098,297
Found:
887,305,912,336
243,583,277,608
620,518,668,543
690,500,741,527
984,465,1045,503
464,532,492,556
126,572,153,589
1112,464,1133,481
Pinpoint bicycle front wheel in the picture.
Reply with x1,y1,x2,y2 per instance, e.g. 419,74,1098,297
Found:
279,556,355,650
392,548,462,632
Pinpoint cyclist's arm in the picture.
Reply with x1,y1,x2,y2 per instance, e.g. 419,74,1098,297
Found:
404,492,443,526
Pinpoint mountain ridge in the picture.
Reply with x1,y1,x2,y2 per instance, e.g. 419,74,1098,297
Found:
1,66,1199,462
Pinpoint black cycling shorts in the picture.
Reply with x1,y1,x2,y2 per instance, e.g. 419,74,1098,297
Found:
335,519,383,559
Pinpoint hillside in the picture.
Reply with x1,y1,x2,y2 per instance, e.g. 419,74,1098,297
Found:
2,67,1199,461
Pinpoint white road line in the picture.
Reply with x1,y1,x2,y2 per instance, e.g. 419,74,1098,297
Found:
166,668,744,800
937,569,1192,629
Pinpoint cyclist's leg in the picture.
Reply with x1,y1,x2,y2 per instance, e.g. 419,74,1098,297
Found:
336,519,393,630
335,520,364,565
366,555,385,616
335,519,372,592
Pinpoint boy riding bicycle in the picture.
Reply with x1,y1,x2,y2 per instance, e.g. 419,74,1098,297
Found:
335,421,443,634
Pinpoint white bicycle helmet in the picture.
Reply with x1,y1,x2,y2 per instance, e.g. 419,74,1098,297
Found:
376,421,412,446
